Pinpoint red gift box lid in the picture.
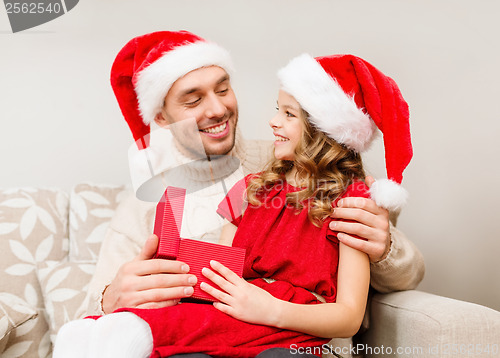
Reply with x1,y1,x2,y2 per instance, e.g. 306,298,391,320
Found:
153,187,185,259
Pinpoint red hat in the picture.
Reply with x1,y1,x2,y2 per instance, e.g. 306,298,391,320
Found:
277,54,413,211
110,30,234,151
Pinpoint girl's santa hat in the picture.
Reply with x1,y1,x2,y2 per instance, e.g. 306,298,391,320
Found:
277,54,413,211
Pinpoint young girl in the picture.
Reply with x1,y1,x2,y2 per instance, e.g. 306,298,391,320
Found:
54,53,411,358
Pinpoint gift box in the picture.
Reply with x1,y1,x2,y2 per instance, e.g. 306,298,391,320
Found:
153,186,246,302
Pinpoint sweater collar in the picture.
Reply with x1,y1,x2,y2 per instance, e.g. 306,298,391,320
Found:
170,128,246,182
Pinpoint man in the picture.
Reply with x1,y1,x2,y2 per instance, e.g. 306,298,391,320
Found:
70,31,423,356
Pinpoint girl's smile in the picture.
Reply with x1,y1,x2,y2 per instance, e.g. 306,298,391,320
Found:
273,133,289,142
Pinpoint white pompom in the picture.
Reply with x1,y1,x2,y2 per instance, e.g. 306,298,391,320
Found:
369,179,409,212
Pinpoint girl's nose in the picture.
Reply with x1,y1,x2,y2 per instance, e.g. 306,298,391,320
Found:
269,113,281,129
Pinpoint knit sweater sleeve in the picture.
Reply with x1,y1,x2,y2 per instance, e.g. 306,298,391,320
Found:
369,223,425,293
75,192,154,318
75,228,141,318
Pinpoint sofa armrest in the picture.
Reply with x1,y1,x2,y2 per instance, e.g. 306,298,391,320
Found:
362,290,500,358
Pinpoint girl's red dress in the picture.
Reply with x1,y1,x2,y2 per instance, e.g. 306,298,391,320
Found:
120,176,369,358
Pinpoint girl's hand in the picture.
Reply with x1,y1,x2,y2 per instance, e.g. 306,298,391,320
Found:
200,260,280,326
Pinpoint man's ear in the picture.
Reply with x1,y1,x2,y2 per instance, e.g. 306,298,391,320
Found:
154,111,168,128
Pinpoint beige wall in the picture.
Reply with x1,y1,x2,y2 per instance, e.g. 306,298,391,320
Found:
1,0,499,311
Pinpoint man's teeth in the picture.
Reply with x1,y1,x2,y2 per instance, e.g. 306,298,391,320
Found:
201,122,226,134
275,135,289,142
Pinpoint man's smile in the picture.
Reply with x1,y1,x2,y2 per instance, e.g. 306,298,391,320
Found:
199,121,229,138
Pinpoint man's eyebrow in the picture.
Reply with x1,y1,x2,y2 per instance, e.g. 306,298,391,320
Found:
178,87,199,97
177,74,230,98
217,74,230,85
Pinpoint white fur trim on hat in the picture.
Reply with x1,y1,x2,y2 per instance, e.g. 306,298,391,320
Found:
277,53,377,153
135,41,234,126
369,179,409,212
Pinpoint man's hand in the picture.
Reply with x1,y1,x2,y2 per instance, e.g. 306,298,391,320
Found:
200,260,280,326
329,176,391,263
102,234,197,313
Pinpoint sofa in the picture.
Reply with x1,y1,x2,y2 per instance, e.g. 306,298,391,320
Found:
1,182,499,358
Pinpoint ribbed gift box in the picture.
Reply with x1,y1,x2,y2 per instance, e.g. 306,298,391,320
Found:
178,239,246,302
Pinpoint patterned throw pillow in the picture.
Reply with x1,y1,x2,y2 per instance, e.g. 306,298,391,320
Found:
0,187,69,357
37,261,95,345
31,183,127,345
69,183,129,262
0,294,37,354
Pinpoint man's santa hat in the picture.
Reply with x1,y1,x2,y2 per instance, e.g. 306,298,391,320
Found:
277,54,413,211
110,30,234,151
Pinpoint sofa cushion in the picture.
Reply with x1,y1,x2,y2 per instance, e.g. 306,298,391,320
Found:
0,294,38,353
69,183,128,262
37,260,95,345
0,187,69,356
